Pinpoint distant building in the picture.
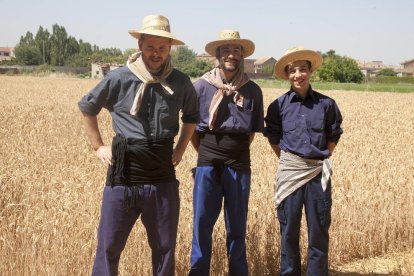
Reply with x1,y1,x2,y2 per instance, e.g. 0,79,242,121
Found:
196,53,216,64
397,59,414,77
91,63,123,79
254,57,276,74
357,60,398,78
243,59,255,75
0,47,15,61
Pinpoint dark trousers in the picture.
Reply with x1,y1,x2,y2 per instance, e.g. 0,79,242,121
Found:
189,166,250,276
91,181,180,276
277,174,332,276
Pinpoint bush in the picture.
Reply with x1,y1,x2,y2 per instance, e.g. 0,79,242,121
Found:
35,64,55,73
375,76,414,84
315,50,364,83
376,68,397,77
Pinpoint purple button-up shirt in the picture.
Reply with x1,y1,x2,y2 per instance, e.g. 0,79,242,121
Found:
194,78,264,133
264,87,343,159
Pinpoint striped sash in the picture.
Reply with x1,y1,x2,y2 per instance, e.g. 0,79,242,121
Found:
275,151,332,207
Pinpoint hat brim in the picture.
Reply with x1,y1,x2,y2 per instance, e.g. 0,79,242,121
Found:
205,39,255,58
128,29,185,45
274,50,323,80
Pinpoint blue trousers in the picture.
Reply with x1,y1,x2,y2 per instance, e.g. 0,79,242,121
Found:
91,181,180,276
277,174,332,276
189,166,250,276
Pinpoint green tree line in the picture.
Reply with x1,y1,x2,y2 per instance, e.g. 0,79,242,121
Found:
10,24,213,77
13,24,133,67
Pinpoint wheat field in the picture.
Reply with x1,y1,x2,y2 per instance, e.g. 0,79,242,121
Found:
0,75,413,275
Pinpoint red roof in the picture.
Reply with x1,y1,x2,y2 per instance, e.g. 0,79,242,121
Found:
0,47,15,52
401,59,414,65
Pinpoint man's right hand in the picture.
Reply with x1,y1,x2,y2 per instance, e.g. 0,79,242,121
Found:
96,146,112,166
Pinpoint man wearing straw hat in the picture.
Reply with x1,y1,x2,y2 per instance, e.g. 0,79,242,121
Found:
78,14,198,276
188,30,264,276
264,47,343,275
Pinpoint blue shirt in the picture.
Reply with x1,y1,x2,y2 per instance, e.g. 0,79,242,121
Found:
264,87,343,159
78,66,198,139
194,78,264,133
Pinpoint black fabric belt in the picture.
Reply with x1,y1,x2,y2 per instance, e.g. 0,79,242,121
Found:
197,132,251,173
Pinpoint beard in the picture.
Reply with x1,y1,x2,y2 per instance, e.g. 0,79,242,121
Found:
220,58,241,72
142,55,167,75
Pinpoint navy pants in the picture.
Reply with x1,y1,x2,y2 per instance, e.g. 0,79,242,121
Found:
189,166,250,276
91,181,180,276
277,174,332,276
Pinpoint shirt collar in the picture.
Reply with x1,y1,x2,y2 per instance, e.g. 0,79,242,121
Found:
289,85,316,102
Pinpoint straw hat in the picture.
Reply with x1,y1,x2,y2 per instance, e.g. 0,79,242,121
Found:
128,14,185,45
205,30,255,58
274,46,323,80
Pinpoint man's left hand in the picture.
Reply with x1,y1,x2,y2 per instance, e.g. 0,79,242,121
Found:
172,148,184,166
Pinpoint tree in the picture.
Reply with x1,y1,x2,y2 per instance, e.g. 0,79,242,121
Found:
66,36,80,59
171,46,213,77
14,44,42,65
171,46,196,69
376,68,397,77
315,50,364,83
15,32,42,65
182,60,212,78
50,24,69,66
34,26,51,64
14,24,131,68
79,39,92,56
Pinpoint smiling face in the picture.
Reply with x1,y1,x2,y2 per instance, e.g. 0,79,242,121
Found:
138,34,172,74
286,60,312,97
217,44,243,73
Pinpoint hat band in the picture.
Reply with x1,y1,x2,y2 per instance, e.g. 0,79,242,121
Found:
142,25,170,32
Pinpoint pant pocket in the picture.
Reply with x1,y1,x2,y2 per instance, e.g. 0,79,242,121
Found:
276,202,287,224
316,199,332,228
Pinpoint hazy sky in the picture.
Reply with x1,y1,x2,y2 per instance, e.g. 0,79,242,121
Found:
1,0,413,65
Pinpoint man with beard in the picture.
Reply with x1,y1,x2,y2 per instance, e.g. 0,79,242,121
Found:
78,15,198,276
188,30,264,276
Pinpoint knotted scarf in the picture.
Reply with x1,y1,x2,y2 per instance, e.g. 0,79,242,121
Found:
202,66,250,130
127,52,174,115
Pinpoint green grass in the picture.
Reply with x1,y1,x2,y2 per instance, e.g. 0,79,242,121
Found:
254,78,414,93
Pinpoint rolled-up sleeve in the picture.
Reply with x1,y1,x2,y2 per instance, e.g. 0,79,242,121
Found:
325,100,343,143
264,100,282,145
78,72,121,115
181,78,199,124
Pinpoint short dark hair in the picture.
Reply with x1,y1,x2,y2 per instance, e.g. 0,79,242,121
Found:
215,45,244,59
284,60,312,73
140,34,172,43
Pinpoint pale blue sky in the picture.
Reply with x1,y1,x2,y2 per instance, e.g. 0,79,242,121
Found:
1,0,413,65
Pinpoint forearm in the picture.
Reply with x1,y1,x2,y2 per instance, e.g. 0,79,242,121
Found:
270,144,281,158
190,130,200,151
81,112,105,150
249,133,255,145
327,141,337,155
175,123,196,152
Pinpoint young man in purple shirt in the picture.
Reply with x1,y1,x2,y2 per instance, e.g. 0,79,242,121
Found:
264,47,343,276
189,30,264,276
78,15,197,276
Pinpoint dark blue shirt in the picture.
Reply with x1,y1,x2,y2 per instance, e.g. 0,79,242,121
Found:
78,66,198,139
194,78,264,133
264,87,343,159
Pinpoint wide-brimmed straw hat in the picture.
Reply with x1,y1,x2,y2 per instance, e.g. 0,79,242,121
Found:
205,30,255,58
274,46,323,80
128,14,185,45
